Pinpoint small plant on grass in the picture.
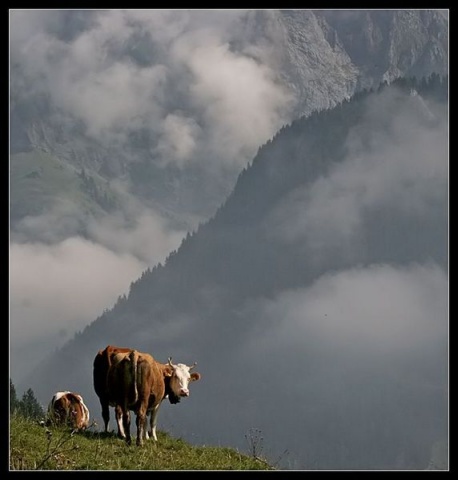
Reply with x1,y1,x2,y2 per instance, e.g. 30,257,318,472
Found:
35,420,98,470
245,428,264,460
244,427,288,469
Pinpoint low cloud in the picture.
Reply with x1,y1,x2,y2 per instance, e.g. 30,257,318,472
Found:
171,29,293,165
9,182,187,382
239,262,447,356
9,237,147,382
86,208,186,265
155,113,202,168
267,88,447,257
10,9,294,171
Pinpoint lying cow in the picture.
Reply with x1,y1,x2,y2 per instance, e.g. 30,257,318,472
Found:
107,350,201,446
47,391,90,430
93,345,133,435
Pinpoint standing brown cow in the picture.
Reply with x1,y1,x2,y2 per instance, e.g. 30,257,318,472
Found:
93,345,132,436
107,350,201,446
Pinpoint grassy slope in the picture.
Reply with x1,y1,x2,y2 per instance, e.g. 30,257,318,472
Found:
9,414,274,471
10,151,115,222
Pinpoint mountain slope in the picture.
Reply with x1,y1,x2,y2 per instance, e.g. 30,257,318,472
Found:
10,150,121,241
20,77,448,470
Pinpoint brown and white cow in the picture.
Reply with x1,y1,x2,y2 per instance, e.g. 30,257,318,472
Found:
47,391,90,430
106,350,201,446
93,345,132,436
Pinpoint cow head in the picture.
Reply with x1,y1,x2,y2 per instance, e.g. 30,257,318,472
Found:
48,391,90,431
70,407,85,430
67,393,90,430
166,357,201,404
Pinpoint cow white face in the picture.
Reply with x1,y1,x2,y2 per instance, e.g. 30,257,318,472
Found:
168,361,201,399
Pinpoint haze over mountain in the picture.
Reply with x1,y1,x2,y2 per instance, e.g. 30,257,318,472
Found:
17,76,448,470
10,9,448,470
9,9,448,386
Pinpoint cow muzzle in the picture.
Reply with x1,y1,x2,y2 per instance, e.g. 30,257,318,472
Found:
179,389,189,397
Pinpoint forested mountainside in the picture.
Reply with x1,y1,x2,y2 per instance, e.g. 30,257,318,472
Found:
20,76,448,470
10,10,448,234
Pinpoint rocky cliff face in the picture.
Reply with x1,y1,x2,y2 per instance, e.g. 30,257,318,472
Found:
237,9,448,117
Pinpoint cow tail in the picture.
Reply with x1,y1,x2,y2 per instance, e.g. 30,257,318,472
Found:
130,350,139,404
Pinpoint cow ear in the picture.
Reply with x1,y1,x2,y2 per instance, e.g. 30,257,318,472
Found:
190,372,201,382
163,366,173,377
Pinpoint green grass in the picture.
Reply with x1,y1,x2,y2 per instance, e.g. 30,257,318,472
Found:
10,151,118,222
9,414,274,471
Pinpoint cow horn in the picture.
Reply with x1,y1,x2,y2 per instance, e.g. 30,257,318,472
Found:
168,357,173,367
190,362,197,370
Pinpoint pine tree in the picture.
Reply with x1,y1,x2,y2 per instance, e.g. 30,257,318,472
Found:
10,379,19,414
18,388,45,420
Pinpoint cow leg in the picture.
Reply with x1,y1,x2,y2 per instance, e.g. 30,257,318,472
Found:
101,398,110,432
149,403,161,442
144,408,155,440
115,404,127,438
121,406,131,445
144,412,150,441
136,403,149,446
